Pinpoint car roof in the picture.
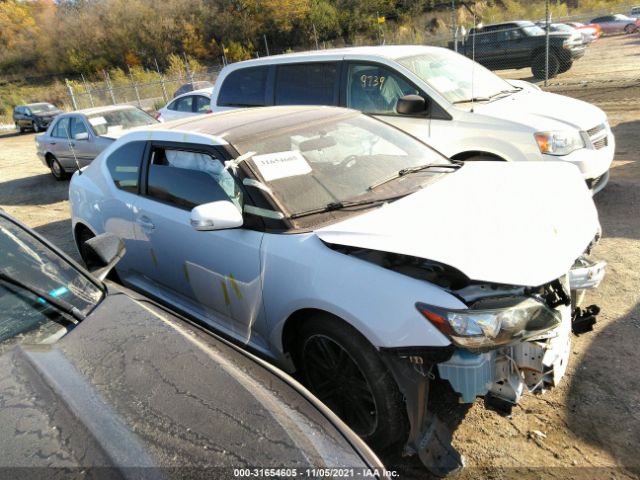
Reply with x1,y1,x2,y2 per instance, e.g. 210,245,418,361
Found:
172,88,212,100
224,44,450,67
23,102,54,108
150,105,359,147
57,105,142,117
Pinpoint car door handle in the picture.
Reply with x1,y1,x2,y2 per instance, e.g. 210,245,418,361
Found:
138,216,155,231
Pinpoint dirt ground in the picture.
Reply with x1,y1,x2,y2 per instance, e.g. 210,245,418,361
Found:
1,35,639,480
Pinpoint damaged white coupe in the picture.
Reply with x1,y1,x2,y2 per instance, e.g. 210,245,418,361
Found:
69,106,605,475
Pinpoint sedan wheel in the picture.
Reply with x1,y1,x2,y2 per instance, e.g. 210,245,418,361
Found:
624,25,637,34
49,156,68,181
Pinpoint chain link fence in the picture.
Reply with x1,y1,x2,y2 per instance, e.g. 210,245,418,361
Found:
65,68,222,112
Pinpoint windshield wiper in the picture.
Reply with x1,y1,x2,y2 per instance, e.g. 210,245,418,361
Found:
290,195,406,219
452,96,491,104
0,271,85,323
367,162,462,191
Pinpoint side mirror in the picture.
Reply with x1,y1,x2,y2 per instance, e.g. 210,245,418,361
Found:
75,132,89,140
190,200,243,231
83,233,125,281
396,95,429,115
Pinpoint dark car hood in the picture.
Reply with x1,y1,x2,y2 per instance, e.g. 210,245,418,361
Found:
0,287,373,474
34,111,62,119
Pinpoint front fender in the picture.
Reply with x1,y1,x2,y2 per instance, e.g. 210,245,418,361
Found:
261,234,460,353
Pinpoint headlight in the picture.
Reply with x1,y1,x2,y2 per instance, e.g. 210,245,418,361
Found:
534,130,585,156
417,297,562,350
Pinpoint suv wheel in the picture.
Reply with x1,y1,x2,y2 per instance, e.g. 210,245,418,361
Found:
33,122,40,133
531,51,559,79
15,123,23,134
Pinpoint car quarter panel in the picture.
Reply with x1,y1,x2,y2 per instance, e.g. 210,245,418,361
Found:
261,233,457,354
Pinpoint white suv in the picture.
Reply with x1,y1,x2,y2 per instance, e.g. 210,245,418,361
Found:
210,45,614,193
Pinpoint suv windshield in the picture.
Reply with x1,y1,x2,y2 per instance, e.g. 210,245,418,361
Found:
0,216,103,355
29,103,57,114
88,108,157,135
397,51,514,104
235,113,449,218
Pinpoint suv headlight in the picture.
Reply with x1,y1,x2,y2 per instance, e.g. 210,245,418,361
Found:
417,297,562,350
535,130,585,156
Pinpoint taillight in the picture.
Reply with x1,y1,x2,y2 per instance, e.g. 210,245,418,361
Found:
154,112,161,121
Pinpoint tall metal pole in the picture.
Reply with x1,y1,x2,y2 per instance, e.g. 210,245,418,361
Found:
545,0,550,87
263,34,270,56
312,23,319,50
155,58,168,103
65,79,78,111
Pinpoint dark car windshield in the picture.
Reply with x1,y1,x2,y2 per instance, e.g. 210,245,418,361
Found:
29,103,58,114
234,113,449,217
88,108,157,135
0,216,103,354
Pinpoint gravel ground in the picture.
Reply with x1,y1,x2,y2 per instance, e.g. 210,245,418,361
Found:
1,34,638,480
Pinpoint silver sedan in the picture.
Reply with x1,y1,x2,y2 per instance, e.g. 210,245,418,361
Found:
35,105,157,180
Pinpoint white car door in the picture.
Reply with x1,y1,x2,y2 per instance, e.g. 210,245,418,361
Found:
130,143,268,348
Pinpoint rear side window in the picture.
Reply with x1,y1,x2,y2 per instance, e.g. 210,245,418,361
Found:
175,96,194,112
217,67,268,107
275,63,338,106
195,95,211,112
106,141,146,193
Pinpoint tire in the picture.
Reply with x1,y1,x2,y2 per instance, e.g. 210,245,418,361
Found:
624,25,636,34
531,51,559,80
558,60,572,74
15,123,23,134
48,156,68,181
33,122,40,133
295,315,408,451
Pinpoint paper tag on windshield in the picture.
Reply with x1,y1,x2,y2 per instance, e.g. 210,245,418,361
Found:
252,151,311,181
88,116,107,126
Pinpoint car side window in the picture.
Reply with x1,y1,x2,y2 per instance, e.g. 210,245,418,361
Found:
70,117,88,139
217,67,268,107
346,64,420,115
175,96,194,112
167,99,179,111
195,96,211,113
106,141,146,193
275,63,338,106
52,117,71,139
146,148,243,211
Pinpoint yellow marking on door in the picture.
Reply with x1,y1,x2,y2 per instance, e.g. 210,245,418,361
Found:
149,248,158,267
182,263,190,282
220,280,230,306
228,274,242,300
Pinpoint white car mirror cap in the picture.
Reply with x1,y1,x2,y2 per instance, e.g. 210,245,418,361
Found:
190,201,243,231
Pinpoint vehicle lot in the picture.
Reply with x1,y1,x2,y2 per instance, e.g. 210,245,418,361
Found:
1,36,638,478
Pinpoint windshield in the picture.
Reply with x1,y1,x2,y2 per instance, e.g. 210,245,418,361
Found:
0,216,103,354
29,103,57,114
235,113,448,218
88,108,157,136
397,51,514,104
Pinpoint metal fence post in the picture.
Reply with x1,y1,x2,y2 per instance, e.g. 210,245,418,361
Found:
103,70,117,104
129,70,142,107
155,58,168,102
81,73,94,107
545,0,550,87
65,79,78,111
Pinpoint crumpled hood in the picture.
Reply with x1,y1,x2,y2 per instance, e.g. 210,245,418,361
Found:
316,162,600,287
474,89,607,131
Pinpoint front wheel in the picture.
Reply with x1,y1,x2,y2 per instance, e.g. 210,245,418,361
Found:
33,122,40,133
15,123,23,134
558,60,572,74
624,24,637,34
296,315,408,451
531,51,559,79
